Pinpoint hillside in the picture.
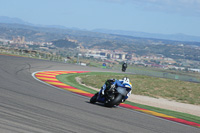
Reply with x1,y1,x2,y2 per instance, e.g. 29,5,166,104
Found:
52,39,78,48
0,23,200,61
93,29,200,42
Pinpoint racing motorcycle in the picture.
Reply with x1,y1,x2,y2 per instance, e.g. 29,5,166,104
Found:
90,86,129,107
122,67,126,72
122,63,127,72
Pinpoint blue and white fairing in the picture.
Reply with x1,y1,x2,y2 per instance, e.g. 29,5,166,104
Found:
97,80,132,103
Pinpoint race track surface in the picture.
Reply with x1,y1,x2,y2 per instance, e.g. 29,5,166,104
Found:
0,55,199,133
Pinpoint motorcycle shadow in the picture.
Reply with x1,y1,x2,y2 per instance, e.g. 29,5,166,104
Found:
85,101,119,108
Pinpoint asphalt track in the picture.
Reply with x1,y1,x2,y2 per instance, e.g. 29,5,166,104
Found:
0,55,199,133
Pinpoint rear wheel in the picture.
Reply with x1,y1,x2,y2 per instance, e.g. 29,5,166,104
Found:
122,68,126,72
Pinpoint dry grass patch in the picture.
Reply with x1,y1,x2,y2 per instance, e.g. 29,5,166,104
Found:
79,73,200,105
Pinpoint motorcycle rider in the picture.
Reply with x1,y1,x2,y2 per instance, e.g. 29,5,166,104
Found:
122,62,127,72
98,77,132,102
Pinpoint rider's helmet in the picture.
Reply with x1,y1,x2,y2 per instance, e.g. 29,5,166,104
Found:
122,77,132,88
122,77,129,83
123,61,127,67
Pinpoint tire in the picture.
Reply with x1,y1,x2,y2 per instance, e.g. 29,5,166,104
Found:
122,68,126,72
90,93,98,103
104,94,123,107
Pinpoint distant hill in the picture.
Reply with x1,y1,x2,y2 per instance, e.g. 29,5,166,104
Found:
52,39,78,48
0,18,200,61
0,16,31,25
0,23,68,42
93,29,200,42
0,16,69,30
1,16,200,42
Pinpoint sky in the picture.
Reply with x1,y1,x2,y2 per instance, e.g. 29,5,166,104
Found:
0,0,200,36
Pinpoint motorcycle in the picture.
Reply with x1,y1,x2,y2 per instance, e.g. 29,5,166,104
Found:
122,67,126,72
90,86,129,107
122,63,127,72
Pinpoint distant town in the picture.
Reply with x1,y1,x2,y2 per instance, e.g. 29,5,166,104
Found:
0,36,200,73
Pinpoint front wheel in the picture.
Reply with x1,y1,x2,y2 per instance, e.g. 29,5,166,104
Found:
104,94,123,107
90,93,98,103
122,68,126,72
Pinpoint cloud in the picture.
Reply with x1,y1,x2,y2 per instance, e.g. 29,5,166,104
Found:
140,0,200,13
100,0,200,16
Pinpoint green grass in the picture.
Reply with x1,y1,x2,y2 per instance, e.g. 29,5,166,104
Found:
124,101,200,124
77,72,200,105
56,73,98,94
112,64,200,82
56,72,200,124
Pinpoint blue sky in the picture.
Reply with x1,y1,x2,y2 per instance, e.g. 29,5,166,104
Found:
0,0,200,36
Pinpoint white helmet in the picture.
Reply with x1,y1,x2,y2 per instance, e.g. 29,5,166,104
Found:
122,77,129,84
122,77,132,88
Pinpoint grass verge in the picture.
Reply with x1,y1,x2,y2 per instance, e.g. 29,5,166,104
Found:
56,72,200,124
77,72,200,105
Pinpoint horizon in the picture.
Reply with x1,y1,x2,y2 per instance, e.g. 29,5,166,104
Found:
1,15,199,37
0,0,200,37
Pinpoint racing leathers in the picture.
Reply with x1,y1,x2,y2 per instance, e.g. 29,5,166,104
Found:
98,79,132,102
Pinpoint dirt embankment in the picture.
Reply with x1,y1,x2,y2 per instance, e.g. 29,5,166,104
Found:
76,77,200,117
